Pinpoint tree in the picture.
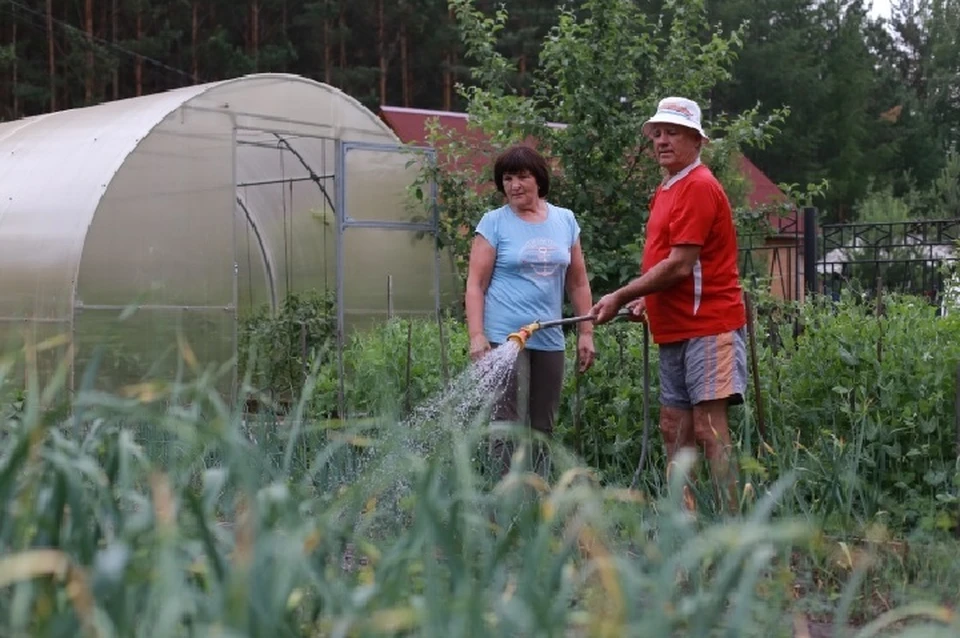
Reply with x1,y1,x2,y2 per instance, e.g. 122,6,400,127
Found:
420,0,787,295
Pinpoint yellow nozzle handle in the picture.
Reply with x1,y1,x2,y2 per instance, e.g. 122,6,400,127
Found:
506,321,540,348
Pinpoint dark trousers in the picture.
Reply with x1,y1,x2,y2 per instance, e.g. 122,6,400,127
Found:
488,346,565,478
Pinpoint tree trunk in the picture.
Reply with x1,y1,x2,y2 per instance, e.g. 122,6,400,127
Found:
192,1,199,82
378,0,387,104
519,54,527,97
443,6,454,110
135,7,143,97
339,9,346,71
11,21,18,118
85,0,94,104
400,20,410,106
47,0,56,111
323,9,332,84
443,53,452,110
110,0,120,100
250,0,260,70
281,0,288,72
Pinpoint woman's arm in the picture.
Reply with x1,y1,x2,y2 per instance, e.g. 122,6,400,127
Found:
565,239,593,334
465,234,496,360
566,239,596,372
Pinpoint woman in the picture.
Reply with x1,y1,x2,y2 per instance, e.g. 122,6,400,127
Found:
465,144,595,477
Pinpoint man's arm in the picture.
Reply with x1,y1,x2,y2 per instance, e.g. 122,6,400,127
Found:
591,244,701,323
612,244,701,305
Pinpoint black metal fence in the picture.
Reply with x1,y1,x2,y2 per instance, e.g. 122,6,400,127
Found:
738,210,960,307
818,218,959,303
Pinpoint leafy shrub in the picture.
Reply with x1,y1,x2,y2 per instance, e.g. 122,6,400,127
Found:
308,315,470,419
318,291,960,535
755,290,960,532
237,290,336,404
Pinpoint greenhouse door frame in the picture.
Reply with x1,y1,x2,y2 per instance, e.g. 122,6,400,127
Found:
233,124,339,401
334,141,440,418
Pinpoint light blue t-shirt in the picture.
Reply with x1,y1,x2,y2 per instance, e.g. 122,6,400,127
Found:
476,203,581,351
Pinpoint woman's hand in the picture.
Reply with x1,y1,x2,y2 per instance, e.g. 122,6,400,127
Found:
469,334,492,362
577,333,596,373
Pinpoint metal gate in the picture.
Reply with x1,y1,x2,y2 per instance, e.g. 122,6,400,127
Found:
335,141,442,416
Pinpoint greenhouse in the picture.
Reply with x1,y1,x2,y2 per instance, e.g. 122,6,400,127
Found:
0,73,459,397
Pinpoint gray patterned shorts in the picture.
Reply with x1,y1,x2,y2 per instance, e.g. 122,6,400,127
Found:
658,326,748,410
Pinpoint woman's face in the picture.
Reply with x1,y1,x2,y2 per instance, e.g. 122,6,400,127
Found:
503,170,540,208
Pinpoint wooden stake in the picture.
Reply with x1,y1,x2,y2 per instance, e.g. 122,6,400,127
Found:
744,291,768,445
404,321,413,415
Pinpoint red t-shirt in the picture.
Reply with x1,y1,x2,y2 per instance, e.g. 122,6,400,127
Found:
641,163,746,344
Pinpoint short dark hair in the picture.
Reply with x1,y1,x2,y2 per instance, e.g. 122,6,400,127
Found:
493,145,550,198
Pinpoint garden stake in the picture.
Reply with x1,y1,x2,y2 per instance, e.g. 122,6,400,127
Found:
299,321,308,379
955,363,960,538
437,313,449,385
574,347,583,456
629,322,651,491
404,321,413,414
744,291,768,445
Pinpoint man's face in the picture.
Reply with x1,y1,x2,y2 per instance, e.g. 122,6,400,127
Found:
648,125,702,175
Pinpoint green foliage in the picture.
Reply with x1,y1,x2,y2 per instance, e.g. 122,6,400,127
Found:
3,305,960,635
237,290,337,402
754,291,960,532
426,0,787,294
311,315,470,418
855,148,960,222
306,291,960,539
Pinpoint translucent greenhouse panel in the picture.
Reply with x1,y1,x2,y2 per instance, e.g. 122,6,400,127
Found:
76,108,235,309
0,320,72,396
341,229,439,329
342,145,433,223
196,76,395,146
72,308,234,393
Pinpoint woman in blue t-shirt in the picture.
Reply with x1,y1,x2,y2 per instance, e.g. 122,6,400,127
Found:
465,144,596,478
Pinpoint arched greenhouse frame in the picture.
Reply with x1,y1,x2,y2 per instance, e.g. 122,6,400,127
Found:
0,73,459,403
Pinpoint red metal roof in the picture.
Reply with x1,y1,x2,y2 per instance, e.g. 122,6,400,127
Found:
379,105,799,233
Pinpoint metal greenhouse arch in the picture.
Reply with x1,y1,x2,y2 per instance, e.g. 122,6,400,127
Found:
0,73,458,399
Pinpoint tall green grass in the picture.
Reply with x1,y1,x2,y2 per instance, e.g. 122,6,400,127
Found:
1,318,959,636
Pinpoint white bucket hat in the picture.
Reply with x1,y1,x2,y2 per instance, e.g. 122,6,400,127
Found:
641,97,709,141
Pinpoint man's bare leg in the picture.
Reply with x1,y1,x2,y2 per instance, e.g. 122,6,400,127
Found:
659,406,697,511
693,399,739,515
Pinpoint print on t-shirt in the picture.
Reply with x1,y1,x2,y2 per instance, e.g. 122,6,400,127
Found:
520,238,564,277
475,203,580,351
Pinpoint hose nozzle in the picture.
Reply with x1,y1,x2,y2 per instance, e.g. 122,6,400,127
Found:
506,322,541,348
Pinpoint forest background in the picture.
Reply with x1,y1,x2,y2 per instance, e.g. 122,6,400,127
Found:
1,0,959,222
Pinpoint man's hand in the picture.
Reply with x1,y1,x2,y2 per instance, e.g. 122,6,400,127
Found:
469,334,491,361
625,297,647,323
576,333,595,373
590,292,624,325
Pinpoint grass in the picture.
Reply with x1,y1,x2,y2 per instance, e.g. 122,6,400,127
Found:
1,292,960,636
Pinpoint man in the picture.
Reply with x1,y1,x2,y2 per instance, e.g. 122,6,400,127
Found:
591,96,747,514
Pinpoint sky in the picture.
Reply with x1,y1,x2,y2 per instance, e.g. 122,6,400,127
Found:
868,0,893,19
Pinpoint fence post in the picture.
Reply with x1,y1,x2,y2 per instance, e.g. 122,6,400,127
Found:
803,207,818,295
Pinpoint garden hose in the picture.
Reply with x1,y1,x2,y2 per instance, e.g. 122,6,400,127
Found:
630,321,651,491
506,313,597,348
506,310,634,349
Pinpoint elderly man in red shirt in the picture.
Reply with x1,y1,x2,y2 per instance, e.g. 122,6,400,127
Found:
592,96,747,515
